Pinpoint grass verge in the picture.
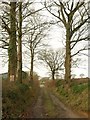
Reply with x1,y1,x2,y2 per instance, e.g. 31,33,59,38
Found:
47,80,88,114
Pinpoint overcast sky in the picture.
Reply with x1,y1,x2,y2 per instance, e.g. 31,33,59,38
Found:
0,0,89,78
0,25,88,78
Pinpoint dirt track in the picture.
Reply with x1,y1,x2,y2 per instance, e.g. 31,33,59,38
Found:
24,86,87,118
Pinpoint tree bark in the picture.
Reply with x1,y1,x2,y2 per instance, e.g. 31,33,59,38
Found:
17,2,22,83
52,71,55,80
8,2,17,81
64,26,71,86
30,53,34,85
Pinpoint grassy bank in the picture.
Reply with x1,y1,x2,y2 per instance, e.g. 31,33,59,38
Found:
2,79,40,119
46,80,88,114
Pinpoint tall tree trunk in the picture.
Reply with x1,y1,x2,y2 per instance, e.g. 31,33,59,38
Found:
52,71,55,80
65,28,71,86
17,2,22,83
30,53,34,85
8,2,17,81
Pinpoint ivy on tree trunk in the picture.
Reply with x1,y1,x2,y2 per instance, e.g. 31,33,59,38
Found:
8,2,17,81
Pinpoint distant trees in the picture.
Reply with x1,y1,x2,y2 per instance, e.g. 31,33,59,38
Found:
45,0,89,86
71,74,76,79
80,73,85,78
38,49,64,80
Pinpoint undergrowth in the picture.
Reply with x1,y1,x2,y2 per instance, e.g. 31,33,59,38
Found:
2,79,40,119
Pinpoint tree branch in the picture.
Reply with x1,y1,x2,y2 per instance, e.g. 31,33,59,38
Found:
71,47,87,57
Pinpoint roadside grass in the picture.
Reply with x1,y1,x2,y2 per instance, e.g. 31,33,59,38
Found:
47,80,88,113
2,79,40,118
71,83,88,94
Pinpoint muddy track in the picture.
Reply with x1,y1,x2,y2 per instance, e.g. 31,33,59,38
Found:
24,87,87,118
31,88,46,118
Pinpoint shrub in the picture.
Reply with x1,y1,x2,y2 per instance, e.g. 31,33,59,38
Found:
17,83,29,93
7,90,19,101
56,80,62,87
2,79,40,119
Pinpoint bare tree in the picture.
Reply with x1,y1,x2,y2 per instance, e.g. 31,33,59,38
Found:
1,2,17,81
16,1,46,83
38,49,64,80
44,0,89,86
1,1,46,82
23,13,50,85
